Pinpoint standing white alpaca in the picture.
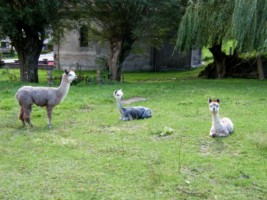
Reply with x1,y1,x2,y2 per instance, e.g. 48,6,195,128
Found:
114,89,152,121
16,70,77,127
208,98,234,137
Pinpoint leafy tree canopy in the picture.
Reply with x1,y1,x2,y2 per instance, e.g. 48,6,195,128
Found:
79,0,187,81
80,0,186,46
232,0,267,53
0,0,78,82
176,0,234,52
0,0,74,40
177,0,267,79
176,0,267,54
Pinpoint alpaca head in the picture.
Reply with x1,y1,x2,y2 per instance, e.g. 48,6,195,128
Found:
208,98,220,114
114,89,123,100
63,70,77,83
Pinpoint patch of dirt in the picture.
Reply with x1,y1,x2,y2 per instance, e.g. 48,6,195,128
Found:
122,97,147,104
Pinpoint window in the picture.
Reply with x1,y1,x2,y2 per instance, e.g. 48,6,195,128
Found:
80,26,89,47
1,42,7,48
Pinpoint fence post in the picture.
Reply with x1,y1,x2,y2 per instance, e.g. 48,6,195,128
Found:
47,69,53,86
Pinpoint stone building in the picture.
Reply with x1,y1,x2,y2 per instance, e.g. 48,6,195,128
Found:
53,29,201,71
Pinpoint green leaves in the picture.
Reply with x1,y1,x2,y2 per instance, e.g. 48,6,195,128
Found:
232,0,267,53
176,0,267,54
176,0,234,52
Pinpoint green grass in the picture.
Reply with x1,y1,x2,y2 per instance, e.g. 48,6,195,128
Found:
0,68,267,199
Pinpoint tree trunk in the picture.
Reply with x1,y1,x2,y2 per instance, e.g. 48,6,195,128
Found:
108,37,135,82
209,44,227,78
108,39,122,81
116,63,123,82
116,38,135,82
12,31,44,83
256,55,265,80
17,49,40,83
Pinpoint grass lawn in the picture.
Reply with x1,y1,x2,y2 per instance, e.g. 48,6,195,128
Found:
0,67,266,199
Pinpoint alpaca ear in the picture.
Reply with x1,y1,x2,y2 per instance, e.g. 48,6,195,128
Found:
208,98,212,103
216,99,220,103
65,69,69,75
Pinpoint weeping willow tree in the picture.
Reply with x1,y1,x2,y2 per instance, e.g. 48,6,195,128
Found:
176,0,234,78
176,0,267,79
232,0,267,80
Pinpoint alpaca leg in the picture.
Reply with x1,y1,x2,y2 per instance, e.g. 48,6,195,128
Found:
19,107,26,127
23,105,33,127
120,113,130,121
218,133,228,137
209,127,216,137
218,130,229,137
46,107,53,128
122,113,132,121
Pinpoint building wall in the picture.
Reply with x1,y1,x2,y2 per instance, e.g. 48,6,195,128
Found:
54,30,100,70
1,39,12,54
150,42,192,71
54,30,194,71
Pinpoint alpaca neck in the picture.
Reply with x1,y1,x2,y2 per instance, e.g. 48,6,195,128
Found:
116,98,124,114
57,77,71,100
212,112,223,129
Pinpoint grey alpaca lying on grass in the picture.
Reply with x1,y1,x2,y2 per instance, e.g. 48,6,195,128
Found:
114,89,152,121
16,70,77,128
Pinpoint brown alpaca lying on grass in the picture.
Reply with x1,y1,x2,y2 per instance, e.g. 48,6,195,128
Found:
16,70,77,128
